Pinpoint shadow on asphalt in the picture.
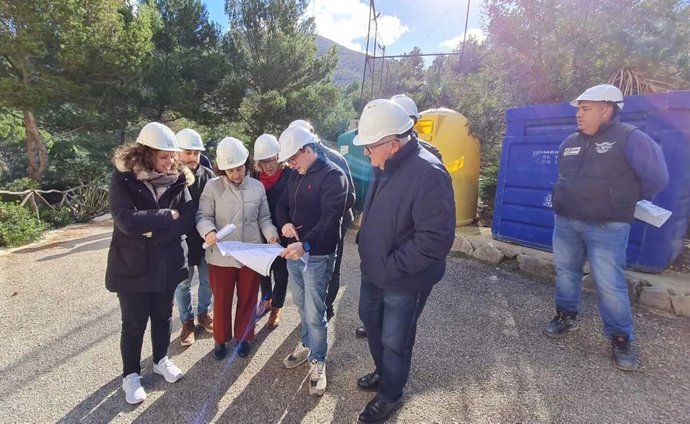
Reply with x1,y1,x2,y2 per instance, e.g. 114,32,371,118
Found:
36,237,111,262
57,377,127,423
0,306,120,400
214,326,322,423
130,324,276,424
12,232,112,255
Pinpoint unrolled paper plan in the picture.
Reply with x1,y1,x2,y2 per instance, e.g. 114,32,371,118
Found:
215,241,309,276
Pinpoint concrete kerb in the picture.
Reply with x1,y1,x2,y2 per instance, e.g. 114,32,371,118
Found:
451,228,690,319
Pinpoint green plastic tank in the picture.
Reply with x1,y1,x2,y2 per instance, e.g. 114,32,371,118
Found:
336,129,371,211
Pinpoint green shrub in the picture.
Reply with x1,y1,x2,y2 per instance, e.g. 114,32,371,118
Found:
479,156,500,206
0,202,47,247
40,206,73,228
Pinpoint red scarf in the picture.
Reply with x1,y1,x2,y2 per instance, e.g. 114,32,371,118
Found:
259,167,283,190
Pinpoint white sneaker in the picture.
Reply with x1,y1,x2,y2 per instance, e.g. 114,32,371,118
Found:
309,360,327,396
122,373,146,404
153,356,183,383
283,343,311,369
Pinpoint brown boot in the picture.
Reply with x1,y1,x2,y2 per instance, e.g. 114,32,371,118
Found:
180,319,195,347
198,313,214,333
267,307,282,329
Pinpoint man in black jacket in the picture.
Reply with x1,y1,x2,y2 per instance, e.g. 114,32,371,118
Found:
277,126,348,397
288,119,356,321
174,129,215,347
353,99,456,422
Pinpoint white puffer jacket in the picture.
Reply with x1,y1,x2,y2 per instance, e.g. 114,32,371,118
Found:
196,175,279,268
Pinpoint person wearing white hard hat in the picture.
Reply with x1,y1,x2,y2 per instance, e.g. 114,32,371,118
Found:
196,137,279,360
390,94,443,161
350,94,446,342
288,119,356,323
353,99,455,423
173,129,215,347
276,126,348,397
252,134,290,329
544,84,669,371
106,122,195,404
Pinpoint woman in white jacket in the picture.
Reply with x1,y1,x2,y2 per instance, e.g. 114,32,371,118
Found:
196,137,279,359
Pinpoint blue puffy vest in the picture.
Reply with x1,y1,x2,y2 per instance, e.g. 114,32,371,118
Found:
552,120,641,222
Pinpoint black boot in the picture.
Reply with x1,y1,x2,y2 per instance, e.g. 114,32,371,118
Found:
355,325,367,338
237,341,251,358
358,396,402,423
213,343,226,360
542,310,578,338
611,335,639,371
357,372,380,390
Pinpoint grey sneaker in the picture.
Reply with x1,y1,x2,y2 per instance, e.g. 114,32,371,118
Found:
283,343,310,369
309,360,327,396
611,335,639,371
542,310,579,338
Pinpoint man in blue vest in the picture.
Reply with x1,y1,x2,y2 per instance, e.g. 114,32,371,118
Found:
544,84,669,371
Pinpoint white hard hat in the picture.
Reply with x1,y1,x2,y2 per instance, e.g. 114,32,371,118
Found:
570,84,624,110
216,137,249,170
136,122,181,152
253,134,280,161
289,119,315,133
175,128,205,151
390,94,420,119
278,126,317,162
353,99,414,146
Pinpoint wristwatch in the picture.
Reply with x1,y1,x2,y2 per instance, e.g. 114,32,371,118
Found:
302,241,311,252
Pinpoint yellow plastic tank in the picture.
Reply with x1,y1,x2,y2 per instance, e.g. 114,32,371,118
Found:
415,108,480,226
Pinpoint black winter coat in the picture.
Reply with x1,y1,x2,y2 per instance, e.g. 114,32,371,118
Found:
276,157,348,255
319,144,356,227
105,168,195,293
357,138,456,293
186,164,214,266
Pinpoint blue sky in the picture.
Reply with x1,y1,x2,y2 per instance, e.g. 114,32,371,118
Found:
201,0,485,56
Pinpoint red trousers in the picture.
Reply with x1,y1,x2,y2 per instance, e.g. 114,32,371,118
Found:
208,264,260,344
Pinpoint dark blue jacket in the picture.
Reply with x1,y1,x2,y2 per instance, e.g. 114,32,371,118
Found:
553,119,668,222
276,157,348,256
357,138,456,293
105,166,195,293
319,143,356,227
186,164,214,266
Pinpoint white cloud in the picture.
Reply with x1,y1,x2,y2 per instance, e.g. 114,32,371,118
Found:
310,0,409,52
440,28,486,50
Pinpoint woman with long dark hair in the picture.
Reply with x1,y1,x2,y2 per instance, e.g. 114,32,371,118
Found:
105,122,195,404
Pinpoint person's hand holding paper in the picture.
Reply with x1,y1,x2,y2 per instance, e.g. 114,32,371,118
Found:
202,223,236,249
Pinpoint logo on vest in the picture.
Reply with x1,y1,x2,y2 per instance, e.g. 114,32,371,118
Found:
563,147,581,156
594,141,616,154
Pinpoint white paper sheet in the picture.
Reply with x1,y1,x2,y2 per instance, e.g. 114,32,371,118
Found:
202,223,236,249
634,200,672,228
215,241,308,276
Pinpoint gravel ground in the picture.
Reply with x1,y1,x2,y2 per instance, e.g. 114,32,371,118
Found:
0,221,689,424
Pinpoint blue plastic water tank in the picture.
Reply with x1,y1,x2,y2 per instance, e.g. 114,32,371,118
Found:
492,90,690,272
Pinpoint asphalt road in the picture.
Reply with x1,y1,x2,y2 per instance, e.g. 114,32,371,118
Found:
0,220,688,424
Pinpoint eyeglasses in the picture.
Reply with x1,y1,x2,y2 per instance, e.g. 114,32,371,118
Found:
287,148,305,164
364,138,397,154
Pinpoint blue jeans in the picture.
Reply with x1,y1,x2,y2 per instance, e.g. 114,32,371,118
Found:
175,257,212,322
359,280,431,403
553,215,634,340
287,254,334,362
